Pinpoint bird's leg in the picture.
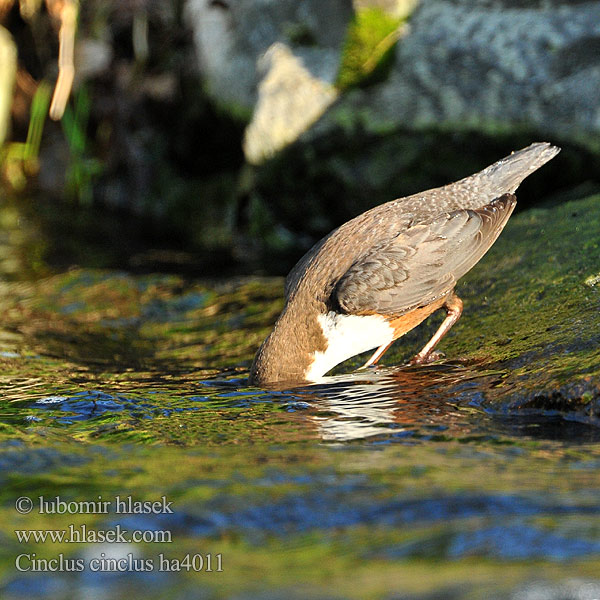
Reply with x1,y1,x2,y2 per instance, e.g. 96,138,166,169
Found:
361,293,464,370
410,293,463,365
361,340,395,369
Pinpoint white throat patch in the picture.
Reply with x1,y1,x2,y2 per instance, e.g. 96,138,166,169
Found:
305,311,394,381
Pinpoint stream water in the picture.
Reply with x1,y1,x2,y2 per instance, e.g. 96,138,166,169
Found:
0,197,599,600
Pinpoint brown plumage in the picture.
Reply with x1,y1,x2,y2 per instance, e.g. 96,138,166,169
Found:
250,142,560,386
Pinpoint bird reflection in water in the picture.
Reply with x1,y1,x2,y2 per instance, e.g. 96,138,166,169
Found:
294,362,495,442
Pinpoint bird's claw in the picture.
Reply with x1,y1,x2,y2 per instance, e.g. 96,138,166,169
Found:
409,350,446,365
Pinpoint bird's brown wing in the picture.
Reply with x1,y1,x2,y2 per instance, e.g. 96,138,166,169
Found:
334,194,516,316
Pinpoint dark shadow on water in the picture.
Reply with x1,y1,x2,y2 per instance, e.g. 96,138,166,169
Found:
490,414,600,442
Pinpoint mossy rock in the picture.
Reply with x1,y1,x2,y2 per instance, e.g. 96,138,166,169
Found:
336,7,405,90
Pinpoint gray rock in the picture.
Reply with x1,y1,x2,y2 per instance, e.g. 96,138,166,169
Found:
185,0,353,115
243,42,339,164
187,0,600,147
360,0,600,144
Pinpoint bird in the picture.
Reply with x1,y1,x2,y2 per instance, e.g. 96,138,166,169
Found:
249,142,560,386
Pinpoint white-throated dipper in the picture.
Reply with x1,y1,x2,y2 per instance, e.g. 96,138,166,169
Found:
250,142,560,386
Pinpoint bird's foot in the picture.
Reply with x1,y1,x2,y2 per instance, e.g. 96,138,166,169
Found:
409,350,446,366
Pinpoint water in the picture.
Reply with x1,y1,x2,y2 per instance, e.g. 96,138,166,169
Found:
0,196,600,599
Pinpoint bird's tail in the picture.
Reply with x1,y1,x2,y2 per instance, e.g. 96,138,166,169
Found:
472,142,561,196
463,142,560,198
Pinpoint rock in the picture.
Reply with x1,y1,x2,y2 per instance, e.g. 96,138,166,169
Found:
185,0,352,116
188,0,600,147
243,43,339,165
362,0,600,143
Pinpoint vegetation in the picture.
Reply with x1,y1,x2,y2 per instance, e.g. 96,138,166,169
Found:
1,82,50,190
61,85,102,205
337,7,406,90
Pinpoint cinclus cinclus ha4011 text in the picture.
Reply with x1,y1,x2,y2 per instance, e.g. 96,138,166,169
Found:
249,142,560,386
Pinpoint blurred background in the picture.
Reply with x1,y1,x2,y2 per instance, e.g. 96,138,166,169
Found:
1,0,599,281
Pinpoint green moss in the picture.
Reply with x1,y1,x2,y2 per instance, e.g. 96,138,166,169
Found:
337,8,405,91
